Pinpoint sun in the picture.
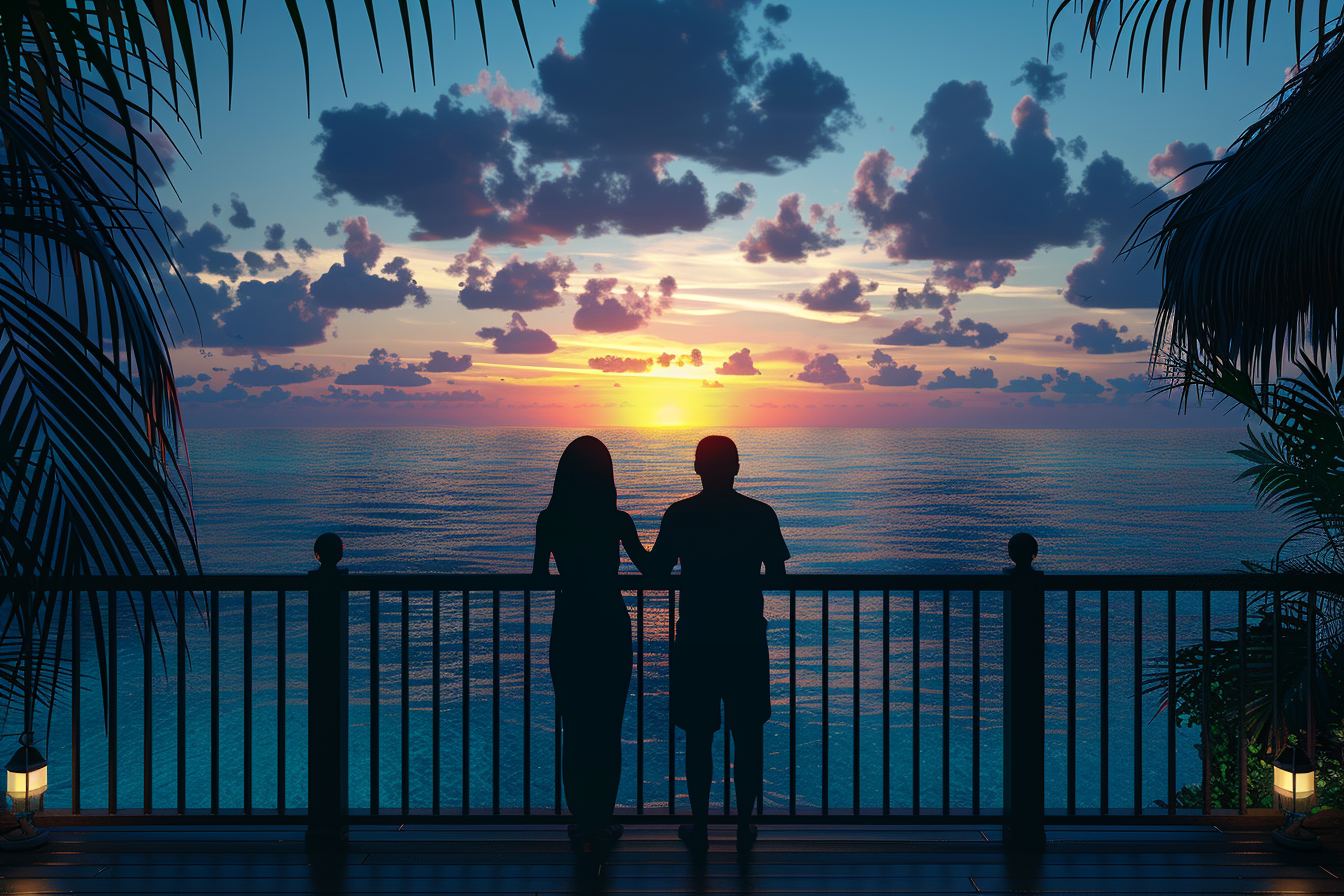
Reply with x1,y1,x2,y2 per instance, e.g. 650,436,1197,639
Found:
655,405,686,427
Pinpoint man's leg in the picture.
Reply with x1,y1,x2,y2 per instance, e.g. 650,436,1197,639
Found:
730,722,764,829
685,727,715,836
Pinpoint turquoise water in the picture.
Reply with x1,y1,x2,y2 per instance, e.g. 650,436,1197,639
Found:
41,428,1283,815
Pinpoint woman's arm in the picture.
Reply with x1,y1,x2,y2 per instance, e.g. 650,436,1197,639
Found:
618,511,655,574
531,514,552,576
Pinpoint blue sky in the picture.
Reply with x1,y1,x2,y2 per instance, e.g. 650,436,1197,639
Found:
162,0,1301,428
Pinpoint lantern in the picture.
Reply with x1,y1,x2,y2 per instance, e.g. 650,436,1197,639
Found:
5,734,47,817
1270,745,1320,851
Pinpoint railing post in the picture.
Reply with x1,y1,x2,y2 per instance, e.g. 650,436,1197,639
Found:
1003,535,1045,850
306,533,349,850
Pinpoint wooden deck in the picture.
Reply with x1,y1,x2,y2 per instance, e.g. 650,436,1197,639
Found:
4,821,1344,895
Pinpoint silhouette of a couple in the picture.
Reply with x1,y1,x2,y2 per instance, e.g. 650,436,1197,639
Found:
533,434,789,855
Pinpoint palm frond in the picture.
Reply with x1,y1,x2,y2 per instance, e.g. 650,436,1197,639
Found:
1049,0,1343,89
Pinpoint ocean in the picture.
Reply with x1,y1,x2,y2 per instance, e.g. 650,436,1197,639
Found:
44,427,1286,815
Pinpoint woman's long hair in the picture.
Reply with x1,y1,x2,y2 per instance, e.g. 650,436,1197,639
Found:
547,436,617,518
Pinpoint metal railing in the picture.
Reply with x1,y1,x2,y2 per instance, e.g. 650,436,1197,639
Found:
9,569,1336,839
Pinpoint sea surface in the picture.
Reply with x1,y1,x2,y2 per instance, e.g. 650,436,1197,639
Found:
43,427,1287,816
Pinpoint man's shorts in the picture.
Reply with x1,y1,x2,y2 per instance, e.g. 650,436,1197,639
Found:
671,636,771,733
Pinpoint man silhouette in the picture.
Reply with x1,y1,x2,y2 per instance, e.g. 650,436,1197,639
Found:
638,435,789,852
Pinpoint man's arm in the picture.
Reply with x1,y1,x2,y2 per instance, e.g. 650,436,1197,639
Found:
642,510,679,576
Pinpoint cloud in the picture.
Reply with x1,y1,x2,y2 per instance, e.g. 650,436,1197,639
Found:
228,197,255,229
211,271,337,355
245,385,291,406
263,223,286,251
930,258,1016,291
1062,152,1166,307
454,69,541,118
1066,319,1151,354
229,354,335,387
1000,375,1049,393
450,243,577,311
1148,140,1214,195
924,366,998,390
588,356,653,374
875,279,1007,349
476,312,558,354
656,348,703,367
763,4,791,24
1012,58,1067,103
713,182,757,218
309,216,431,312
1051,366,1107,402
797,352,851,385
172,218,243,279
715,347,761,376
330,387,486,404
739,193,843,263
572,276,674,333
756,346,811,363
418,351,473,373
314,2,854,247
174,375,198,388
850,82,1081,267
1108,373,1150,404
335,348,433,386
702,379,724,388
1028,394,1056,408
865,349,922,386
782,269,877,313
292,237,316,259
928,396,961,409
180,383,247,403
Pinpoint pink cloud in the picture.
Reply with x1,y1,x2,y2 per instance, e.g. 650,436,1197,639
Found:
457,70,541,118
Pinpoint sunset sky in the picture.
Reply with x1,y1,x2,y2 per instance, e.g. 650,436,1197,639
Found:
160,0,1301,429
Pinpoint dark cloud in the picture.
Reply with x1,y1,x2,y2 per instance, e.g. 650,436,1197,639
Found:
865,349,922,386
228,197,255,229
315,96,527,242
588,356,653,374
324,221,340,237
1051,41,1066,62
320,386,486,404
314,1,852,247
197,373,211,381
211,203,221,217
1066,319,1151,354
740,193,843,263
930,258,1016,291
797,352,851,385
782,269,876,313
850,83,1081,268
713,182,757,218
1064,136,1087,160
875,279,1007,349
1062,152,1166,307
1012,58,1067,103
1000,375,1049,393
449,243,576,311
180,383,247,402
174,374,197,388
263,223,286,251
1028,394,1056,408
756,346,810,363
716,347,760,376
656,348,703,368
929,396,961,409
1051,366,1107,402
335,348,433,386
246,385,291,406
242,251,269,275
763,3,791,24
310,216,430,312
513,2,856,175
229,355,335,387
213,271,336,355
173,220,243,279
924,366,998,390
572,276,673,333
1107,373,1150,404
1148,140,1214,195
476,312,558,354
292,238,316,259
418,351,473,373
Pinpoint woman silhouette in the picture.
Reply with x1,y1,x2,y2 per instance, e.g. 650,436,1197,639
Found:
533,436,644,852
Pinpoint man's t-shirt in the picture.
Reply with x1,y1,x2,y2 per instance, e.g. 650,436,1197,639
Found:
651,489,790,647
